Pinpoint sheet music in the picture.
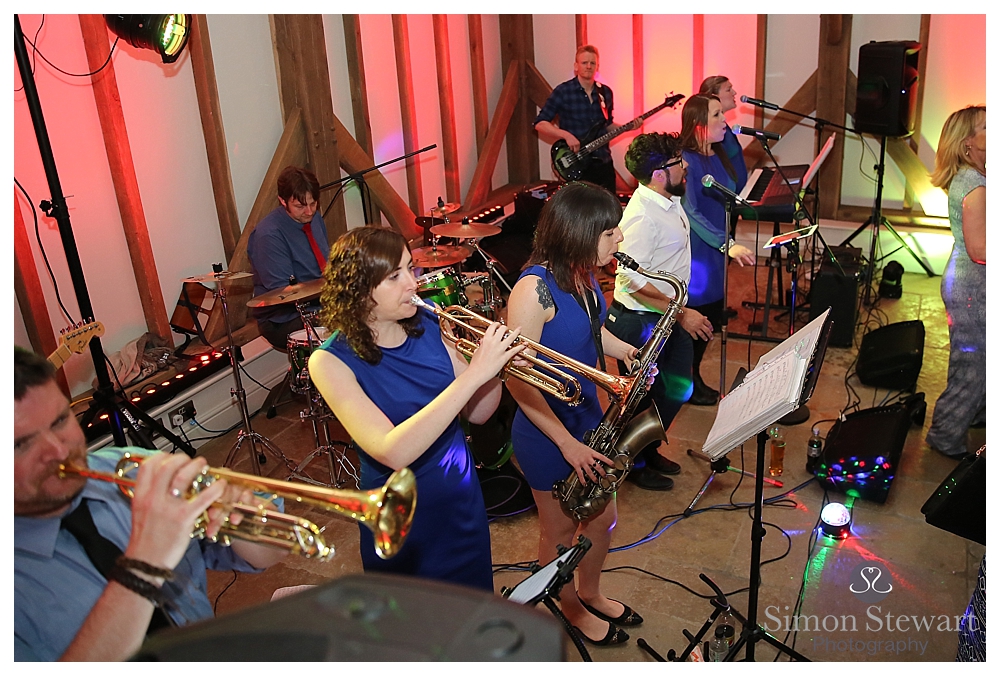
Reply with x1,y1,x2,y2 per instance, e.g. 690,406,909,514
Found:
701,309,830,460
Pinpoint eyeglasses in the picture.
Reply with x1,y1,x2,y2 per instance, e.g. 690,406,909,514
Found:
656,158,684,171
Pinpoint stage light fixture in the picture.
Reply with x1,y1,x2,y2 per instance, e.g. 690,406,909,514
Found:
820,502,852,539
878,260,904,299
104,15,190,64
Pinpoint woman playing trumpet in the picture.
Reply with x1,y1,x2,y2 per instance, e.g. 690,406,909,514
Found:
309,226,524,591
506,182,643,646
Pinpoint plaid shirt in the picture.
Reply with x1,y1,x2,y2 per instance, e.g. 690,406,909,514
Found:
535,77,614,163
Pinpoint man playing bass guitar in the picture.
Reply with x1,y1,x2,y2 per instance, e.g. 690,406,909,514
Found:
534,45,620,192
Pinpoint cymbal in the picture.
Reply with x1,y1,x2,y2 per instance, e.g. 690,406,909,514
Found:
247,278,324,308
410,245,470,268
183,270,252,284
415,216,447,229
430,202,461,216
430,221,502,239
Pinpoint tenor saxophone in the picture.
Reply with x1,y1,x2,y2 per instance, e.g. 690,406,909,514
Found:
553,252,688,521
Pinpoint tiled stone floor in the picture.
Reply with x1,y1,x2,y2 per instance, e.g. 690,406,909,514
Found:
196,257,985,662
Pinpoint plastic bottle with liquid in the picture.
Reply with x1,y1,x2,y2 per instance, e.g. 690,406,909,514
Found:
708,626,730,661
716,609,737,649
768,425,785,477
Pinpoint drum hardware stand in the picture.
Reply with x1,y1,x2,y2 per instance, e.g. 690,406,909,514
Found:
290,311,359,488
319,144,437,225
210,269,298,476
646,574,750,661
467,239,513,296
502,536,594,662
14,18,197,456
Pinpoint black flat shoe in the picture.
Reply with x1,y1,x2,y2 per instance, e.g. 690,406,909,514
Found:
645,452,681,475
581,599,644,626
689,378,720,406
573,623,630,646
626,467,674,491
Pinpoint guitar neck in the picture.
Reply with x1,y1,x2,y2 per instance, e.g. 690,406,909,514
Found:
579,99,675,155
47,345,74,371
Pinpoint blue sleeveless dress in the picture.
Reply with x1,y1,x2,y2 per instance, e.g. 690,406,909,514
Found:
319,311,493,592
510,265,607,491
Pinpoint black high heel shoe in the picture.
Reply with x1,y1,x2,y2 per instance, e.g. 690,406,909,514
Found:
573,622,630,646
581,599,644,626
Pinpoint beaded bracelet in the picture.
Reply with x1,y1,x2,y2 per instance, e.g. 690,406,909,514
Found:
115,555,175,581
109,565,167,607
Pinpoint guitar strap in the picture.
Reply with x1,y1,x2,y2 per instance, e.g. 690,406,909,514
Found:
596,85,610,123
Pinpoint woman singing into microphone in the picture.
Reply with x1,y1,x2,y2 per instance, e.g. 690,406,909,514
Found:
680,94,756,405
308,226,523,591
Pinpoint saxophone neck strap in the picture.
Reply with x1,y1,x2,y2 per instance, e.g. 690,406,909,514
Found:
572,286,606,373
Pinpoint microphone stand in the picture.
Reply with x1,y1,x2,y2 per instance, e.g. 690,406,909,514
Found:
319,144,437,225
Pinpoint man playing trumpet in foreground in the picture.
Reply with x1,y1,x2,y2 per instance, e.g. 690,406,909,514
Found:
13,347,286,661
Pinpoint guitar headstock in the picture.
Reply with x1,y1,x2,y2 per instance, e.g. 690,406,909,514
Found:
664,92,686,108
59,320,106,355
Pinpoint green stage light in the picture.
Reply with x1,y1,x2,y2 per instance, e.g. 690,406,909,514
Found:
104,14,190,64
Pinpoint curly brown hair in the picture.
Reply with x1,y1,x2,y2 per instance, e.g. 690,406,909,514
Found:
318,226,423,365
525,181,622,294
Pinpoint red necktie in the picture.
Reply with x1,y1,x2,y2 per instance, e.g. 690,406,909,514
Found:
303,224,327,273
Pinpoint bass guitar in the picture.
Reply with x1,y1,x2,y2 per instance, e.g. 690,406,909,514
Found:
47,320,105,370
551,92,685,182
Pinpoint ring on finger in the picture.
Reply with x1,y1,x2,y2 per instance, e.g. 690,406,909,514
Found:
170,487,183,498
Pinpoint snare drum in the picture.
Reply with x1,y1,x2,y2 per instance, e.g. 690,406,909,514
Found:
416,267,462,308
287,327,331,394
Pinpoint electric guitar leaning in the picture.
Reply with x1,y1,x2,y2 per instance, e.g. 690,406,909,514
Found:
550,92,685,182
47,320,105,370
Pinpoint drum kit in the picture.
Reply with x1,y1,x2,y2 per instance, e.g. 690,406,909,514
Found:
188,266,355,488
243,277,358,488
410,201,510,321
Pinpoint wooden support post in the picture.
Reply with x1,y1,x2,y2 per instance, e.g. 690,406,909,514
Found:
498,15,538,186
754,15,768,129
271,14,349,241
392,14,424,217
633,15,644,129
692,15,704,94
903,15,932,211
465,61,522,209
576,15,587,47
816,14,852,220
188,15,241,262
433,15,461,204
342,14,382,225
468,15,490,157
742,71,818,170
14,192,70,394
78,14,171,341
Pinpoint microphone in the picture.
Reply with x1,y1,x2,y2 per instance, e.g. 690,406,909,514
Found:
739,95,779,111
732,124,781,142
701,174,751,206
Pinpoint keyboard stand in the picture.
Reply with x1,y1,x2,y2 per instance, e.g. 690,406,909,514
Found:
731,221,789,344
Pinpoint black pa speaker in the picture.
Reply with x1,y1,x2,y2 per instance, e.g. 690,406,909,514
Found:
921,446,986,545
809,246,862,348
134,573,564,661
857,320,925,390
854,40,921,138
813,405,910,503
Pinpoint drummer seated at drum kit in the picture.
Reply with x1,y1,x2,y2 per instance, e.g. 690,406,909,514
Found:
247,165,330,352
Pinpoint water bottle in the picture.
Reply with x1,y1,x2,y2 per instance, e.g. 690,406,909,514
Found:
806,427,824,474
716,609,737,649
708,626,730,661
768,425,785,477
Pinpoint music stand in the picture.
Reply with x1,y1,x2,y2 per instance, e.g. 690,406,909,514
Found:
501,536,593,662
698,311,833,661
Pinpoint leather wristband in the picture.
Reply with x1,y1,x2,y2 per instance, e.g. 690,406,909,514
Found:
109,564,167,607
115,555,175,581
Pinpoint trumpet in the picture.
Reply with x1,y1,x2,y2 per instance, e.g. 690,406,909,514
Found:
410,295,631,407
59,452,416,561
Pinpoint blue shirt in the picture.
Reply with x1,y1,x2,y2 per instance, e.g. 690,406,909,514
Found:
14,448,263,662
247,206,330,324
535,77,615,162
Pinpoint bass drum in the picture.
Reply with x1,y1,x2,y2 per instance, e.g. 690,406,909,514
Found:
464,383,517,469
